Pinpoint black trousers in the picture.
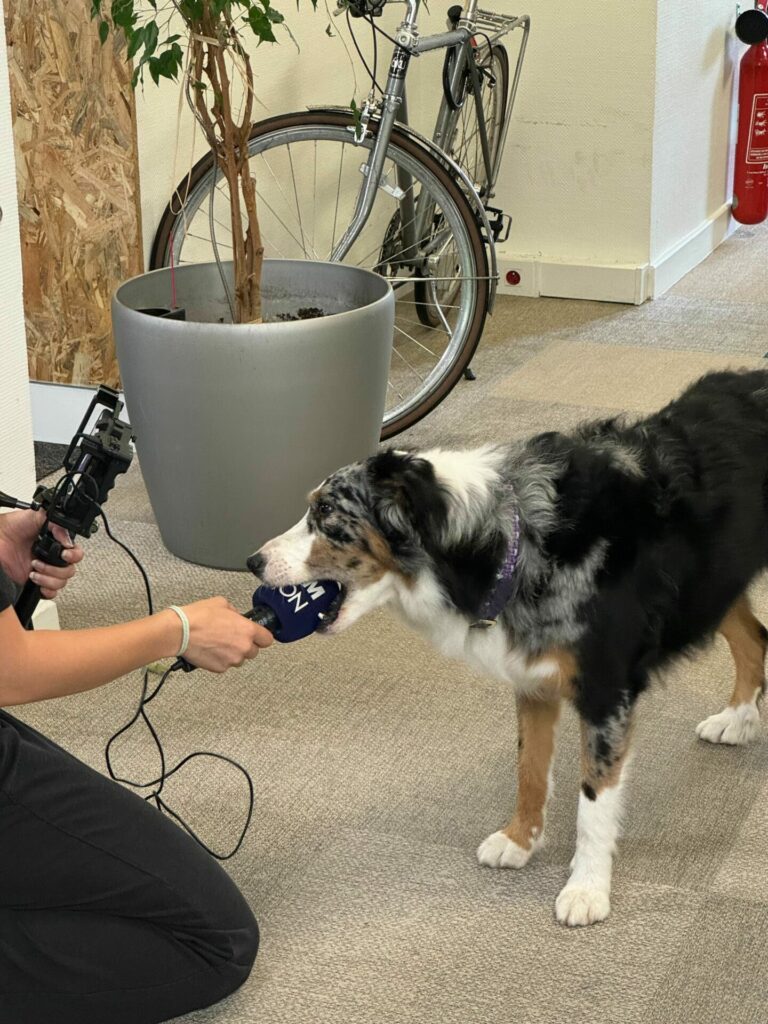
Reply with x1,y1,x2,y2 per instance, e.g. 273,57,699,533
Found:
0,710,259,1024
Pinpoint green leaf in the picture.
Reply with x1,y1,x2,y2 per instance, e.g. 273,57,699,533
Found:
180,0,204,19
126,25,144,59
266,8,284,22
148,0,157,8
98,18,109,44
148,56,161,85
110,0,136,31
247,6,277,41
90,0,102,19
144,20,159,56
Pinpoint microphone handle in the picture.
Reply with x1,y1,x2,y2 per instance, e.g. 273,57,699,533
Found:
171,603,279,673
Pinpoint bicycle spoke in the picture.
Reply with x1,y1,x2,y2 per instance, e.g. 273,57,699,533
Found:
392,323,440,357
391,335,426,381
387,379,406,401
286,143,308,259
330,143,346,258
259,152,320,260
186,231,232,250
254,187,316,257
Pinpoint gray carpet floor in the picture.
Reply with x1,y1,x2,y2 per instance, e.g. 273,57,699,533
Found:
16,221,768,1023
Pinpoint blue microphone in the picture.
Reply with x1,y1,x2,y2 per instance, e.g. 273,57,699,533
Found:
248,579,342,642
172,580,342,672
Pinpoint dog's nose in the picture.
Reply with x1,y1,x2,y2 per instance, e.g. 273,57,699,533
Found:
247,552,266,577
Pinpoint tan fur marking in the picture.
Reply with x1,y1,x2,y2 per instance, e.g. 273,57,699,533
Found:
306,526,404,587
502,695,561,851
307,535,386,585
361,526,400,574
718,595,766,707
526,648,579,700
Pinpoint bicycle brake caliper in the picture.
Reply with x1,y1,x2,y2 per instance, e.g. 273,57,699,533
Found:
353,98,374,145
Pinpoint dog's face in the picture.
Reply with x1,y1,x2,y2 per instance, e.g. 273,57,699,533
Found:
249,451,447,633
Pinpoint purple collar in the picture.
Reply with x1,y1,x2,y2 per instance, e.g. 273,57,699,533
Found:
471,504,521,628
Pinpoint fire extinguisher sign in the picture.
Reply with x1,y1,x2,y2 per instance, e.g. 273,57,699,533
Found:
747,94,768,164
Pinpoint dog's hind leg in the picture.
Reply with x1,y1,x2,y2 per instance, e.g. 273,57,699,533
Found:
555,705,635,927
477,694,560,871
696,594,766,746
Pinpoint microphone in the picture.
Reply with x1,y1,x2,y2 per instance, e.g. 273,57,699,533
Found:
171,580,343,672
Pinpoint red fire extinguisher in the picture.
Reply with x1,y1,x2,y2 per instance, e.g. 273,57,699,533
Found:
733,3,768,224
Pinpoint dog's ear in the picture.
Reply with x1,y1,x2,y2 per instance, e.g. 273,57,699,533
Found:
367,450,447,550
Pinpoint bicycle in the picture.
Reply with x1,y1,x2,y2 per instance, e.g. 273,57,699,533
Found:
150,0,530,439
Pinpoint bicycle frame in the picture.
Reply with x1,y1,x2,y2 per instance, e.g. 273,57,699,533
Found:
331,0,530,274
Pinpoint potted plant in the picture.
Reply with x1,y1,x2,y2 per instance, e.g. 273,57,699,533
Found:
93,0,394,569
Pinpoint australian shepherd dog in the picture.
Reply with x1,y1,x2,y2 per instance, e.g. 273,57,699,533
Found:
248,369,768,926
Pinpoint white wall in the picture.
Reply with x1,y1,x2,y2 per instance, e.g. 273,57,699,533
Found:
650,0,739,273
496,0,657,267
0,0,35,499
129,1,740,303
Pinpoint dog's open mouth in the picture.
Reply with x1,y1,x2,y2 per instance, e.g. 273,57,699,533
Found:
316,583,347,632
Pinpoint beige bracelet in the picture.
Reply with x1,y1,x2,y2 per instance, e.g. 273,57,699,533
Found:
168,605,190,657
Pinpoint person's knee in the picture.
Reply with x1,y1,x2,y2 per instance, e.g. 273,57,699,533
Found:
229,904,260,973
207,907,259,1004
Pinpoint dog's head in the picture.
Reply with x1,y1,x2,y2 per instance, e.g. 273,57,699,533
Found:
248,450,449,633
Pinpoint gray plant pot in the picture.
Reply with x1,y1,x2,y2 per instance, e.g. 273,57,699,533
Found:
112,260,394,569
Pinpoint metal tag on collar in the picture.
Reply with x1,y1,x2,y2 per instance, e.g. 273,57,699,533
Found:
470,617,498,630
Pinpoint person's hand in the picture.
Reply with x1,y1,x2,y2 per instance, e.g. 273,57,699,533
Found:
179,596,274,672
0,510,84,599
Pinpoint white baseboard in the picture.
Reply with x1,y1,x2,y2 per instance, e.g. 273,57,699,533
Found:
649,203,735,299
495,254,649,304
496,204,734,306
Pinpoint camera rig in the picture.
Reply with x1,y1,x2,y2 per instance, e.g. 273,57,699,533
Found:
5,386,135,628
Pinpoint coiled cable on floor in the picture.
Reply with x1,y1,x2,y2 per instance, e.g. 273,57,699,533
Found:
98,508,255,860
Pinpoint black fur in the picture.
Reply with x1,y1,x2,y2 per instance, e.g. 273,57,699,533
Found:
375,372,768,731
310,370,768,741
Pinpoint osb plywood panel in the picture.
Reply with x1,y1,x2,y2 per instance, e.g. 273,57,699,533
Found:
5,0,143,386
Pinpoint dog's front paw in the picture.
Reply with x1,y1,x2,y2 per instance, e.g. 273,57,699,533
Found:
476,830,533,869
695,703,761,746
555,885,611,927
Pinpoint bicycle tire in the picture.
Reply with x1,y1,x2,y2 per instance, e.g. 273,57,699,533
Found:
150,110,490,440
414,44,508,329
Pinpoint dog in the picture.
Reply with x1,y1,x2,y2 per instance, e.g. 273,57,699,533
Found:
248,368,768,926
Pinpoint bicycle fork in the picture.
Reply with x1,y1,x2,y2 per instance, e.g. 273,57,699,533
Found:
331,3,471,265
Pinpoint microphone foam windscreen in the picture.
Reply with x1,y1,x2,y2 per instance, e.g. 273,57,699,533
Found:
251,580,342,642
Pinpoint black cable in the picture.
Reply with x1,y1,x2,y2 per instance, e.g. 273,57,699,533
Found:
94,508,255,860
347,8,384,95
369,12,378,93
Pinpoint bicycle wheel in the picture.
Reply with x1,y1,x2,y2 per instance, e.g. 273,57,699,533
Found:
150,111,489,440
414,44,508,329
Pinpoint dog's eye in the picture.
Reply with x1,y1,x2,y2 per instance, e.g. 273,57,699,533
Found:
316,501,334,518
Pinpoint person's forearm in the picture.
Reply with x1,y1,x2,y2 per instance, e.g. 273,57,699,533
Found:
2,611,183,706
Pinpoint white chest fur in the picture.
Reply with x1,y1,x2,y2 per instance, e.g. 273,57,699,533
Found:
393,578,559,693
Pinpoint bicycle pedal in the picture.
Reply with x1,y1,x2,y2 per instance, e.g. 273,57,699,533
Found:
484,205,512,244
